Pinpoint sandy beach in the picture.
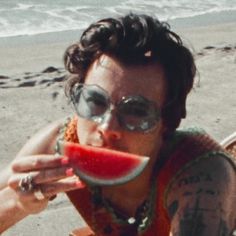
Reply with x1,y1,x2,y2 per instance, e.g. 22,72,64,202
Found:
0,12,236,236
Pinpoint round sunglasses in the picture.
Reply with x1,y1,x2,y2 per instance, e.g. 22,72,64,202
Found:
70,83,161,132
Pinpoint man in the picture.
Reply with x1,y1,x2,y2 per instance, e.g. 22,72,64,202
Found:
1,13,235,235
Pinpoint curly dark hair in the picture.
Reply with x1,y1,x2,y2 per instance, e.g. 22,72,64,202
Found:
63,13,196,135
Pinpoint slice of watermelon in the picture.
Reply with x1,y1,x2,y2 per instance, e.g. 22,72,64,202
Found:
58,141,149,186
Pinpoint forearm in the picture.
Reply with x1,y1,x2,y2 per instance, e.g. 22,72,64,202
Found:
0,120,64,233
0,187,28,233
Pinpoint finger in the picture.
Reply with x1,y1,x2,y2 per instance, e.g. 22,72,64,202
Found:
12,179,50,204
17,189,49,203
8,173,29,190
40,177,86,198
12,155,69,172
33,167,75,184
8,167,74,189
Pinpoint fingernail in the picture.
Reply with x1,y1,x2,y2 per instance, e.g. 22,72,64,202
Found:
66,168,74,176
75,181,86,188
61,157,69,165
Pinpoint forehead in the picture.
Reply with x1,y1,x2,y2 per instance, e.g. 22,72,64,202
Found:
84,54,167,106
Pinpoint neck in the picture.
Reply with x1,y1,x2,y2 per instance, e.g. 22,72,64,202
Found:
104,163,152,196
101,147,160,216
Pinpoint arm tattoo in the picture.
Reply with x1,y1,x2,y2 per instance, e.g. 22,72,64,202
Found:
178,196,206,236
172,196,230,236
217,219,230,236
178,172,213,187
182,188,220,197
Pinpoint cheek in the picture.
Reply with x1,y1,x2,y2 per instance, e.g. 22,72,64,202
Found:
125,122,165,157
76,118,96,145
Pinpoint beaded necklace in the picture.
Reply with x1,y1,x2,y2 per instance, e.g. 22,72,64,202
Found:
89,172,157,235
87,135,178,236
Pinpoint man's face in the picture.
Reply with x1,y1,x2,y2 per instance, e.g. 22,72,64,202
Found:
76,54,167,163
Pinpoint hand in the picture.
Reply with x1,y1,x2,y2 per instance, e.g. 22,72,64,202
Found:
7,154,85,215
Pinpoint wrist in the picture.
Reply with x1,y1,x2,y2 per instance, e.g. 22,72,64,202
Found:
0,187,29,233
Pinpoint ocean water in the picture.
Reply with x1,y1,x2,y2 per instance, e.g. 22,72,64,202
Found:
0,0,236,38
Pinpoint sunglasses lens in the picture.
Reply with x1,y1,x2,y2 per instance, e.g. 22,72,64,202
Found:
118,96,159,131
71,84,160,132
72,85,109,119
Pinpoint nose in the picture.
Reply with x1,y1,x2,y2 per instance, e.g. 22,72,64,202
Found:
97,110,122,141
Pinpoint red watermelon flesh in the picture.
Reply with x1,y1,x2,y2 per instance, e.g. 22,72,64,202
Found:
58,141,149,186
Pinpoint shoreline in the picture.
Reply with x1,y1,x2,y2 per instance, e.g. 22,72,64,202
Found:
169,9,236,29
0,10,236,76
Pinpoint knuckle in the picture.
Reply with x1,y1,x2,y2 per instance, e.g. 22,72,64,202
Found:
44,185,56,195
39,169,54,181
40,170,47,180
11,161,20,172
32,158,43,168
47,169,57,179
8,176,18,188
46,167,66,180
58,167,67,177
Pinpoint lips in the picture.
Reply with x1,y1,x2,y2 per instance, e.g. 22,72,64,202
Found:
88,136,104,147
88,135,126,151
90,143,128,153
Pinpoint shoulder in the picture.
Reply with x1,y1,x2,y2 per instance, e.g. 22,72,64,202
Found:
157,128,236,233
17,117,69,157
165,153,236,201
159,127,228,183
164,152,236,234
164,127,236,198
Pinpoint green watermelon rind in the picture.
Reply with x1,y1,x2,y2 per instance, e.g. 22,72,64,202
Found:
58,141,150,186
73,156,149,186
